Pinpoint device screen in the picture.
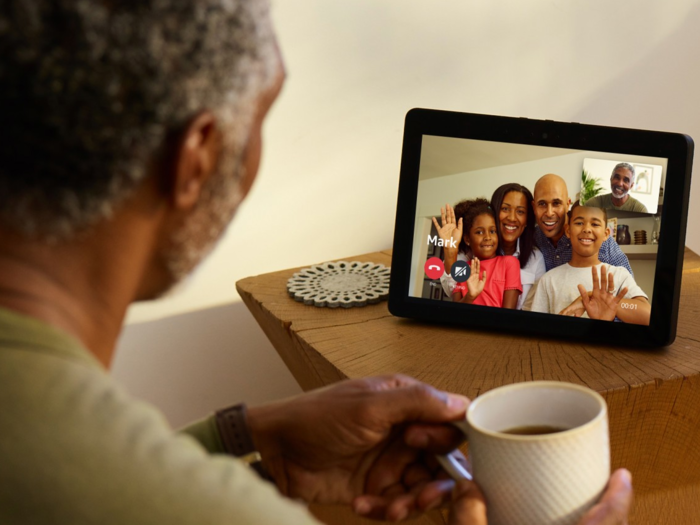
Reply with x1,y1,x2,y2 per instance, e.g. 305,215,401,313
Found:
410,135,667,326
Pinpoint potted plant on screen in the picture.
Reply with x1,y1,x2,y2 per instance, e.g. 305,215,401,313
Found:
579,169,604,205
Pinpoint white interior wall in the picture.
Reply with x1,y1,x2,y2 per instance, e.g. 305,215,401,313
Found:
113,0,700,427
417,153,582,216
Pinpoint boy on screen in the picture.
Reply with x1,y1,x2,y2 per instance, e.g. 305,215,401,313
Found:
530,202,651,325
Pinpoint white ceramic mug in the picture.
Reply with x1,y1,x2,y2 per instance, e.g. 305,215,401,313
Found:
438,381,610,525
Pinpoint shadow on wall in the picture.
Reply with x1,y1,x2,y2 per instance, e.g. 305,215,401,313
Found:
112,302,302,429
570,2,700,253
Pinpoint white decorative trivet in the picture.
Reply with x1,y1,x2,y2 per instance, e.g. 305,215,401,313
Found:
287,261,391,308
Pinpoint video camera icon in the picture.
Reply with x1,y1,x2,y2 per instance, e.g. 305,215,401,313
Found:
451,261,470,283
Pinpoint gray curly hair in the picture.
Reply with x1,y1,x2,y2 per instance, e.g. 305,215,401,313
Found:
612,162,635,180
0,0,277,240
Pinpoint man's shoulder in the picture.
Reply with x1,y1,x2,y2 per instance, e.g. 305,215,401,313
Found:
0,341,161,447
608,263,633,279
599,235,628,260
599,235,619,252
0,342,311,525
606,264,644,295
627,196,648,212
598,236,633,273
585,194,608,207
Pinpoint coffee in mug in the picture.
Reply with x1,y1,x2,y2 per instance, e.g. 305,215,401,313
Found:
501,425,569,435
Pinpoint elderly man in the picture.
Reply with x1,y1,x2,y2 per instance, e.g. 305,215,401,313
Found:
0,2,631,524
585,163,649,213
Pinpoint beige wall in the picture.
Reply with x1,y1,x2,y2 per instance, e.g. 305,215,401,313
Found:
113,303,301,429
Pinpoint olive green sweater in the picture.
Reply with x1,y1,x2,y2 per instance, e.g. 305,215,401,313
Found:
0,307,317,524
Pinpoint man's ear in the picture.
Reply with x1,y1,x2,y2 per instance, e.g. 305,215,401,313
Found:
170,111,220,211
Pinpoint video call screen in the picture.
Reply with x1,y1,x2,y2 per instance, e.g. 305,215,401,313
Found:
409,135,668,327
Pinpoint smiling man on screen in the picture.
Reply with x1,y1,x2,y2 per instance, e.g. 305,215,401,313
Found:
584,163,649,213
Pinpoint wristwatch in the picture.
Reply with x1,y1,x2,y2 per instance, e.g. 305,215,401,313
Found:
215,403,273,482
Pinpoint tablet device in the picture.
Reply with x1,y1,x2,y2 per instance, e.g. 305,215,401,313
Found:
389,109,693,347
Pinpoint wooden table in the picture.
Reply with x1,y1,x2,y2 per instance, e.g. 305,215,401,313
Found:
237,248,700,525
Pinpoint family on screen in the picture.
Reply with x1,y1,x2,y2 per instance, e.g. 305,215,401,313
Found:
431,168,651,325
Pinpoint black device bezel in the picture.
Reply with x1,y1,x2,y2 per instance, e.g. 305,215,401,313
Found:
389,109,693,347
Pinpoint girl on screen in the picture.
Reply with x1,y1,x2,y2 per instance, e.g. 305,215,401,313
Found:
449,198,522,308
435,184,545,309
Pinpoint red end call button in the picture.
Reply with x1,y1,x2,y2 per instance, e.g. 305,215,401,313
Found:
424,257,444,280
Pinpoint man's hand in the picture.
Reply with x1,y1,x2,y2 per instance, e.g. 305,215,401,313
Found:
247,375,470,521
578,266,628,321
448,480,487,525
447,469,633,525
432,204,463,271
246,374,632,524
457,258,486,304
577,469,633,525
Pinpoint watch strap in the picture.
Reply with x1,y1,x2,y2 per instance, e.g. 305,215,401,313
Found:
215,403,272,481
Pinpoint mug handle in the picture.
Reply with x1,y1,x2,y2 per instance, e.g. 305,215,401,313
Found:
435,419,472,481
436,451,473,481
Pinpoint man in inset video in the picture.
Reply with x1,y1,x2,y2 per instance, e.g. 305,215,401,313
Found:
585,162,649,213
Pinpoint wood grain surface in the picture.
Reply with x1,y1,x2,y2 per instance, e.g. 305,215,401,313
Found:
238,248,700,525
